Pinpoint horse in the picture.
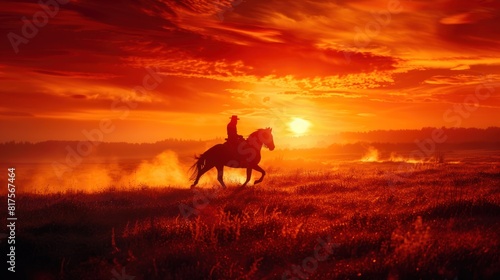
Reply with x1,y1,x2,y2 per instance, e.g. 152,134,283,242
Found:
190,128,275,188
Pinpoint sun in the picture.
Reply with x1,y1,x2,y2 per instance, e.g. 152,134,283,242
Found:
289,117,311,135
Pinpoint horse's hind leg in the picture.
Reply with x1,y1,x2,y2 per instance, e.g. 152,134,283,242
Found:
216,165,227,189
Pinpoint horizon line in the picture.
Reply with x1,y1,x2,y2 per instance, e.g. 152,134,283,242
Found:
1,126,499,145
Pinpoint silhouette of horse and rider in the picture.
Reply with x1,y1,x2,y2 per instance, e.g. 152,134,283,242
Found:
190,115,275,188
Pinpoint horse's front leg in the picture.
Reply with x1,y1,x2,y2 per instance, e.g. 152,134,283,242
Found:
241,167,252,187
253,164,266,185
216,165,227,189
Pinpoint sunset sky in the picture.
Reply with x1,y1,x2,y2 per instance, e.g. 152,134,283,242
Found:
1,0,500,143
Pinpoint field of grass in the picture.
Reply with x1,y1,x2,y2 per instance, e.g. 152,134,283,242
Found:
3,161,500,279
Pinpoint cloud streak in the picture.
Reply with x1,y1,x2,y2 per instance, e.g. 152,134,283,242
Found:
1,0,499,141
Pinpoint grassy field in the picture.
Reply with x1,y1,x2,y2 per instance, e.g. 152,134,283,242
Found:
3,161,500,279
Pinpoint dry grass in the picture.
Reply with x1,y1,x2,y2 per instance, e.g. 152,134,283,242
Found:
3,162,500,279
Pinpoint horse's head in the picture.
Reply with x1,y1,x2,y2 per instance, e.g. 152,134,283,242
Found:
260,127,275,151
248,128,275,151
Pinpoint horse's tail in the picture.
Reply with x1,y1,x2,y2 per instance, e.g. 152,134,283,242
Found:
189,153,206,181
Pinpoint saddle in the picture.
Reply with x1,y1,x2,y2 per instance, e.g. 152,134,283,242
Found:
224,136,246,159
224,135,245,142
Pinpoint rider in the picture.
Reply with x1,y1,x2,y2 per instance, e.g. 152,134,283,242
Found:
227,115,243,143
227,115,244,159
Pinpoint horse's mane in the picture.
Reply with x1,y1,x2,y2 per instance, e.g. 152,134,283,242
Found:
248,128,270,139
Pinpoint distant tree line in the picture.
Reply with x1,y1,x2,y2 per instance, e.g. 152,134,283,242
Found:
339,127,500,143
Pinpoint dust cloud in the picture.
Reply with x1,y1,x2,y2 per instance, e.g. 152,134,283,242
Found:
119,150,190,187
360,146,380,162
15,150,197,193
359,146,430,164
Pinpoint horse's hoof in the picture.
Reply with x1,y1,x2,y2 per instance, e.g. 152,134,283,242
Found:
254,180,262,185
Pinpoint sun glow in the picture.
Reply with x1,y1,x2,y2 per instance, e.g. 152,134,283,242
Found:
289,117,311,136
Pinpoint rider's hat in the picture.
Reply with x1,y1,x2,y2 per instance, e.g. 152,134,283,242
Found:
230,115,240,120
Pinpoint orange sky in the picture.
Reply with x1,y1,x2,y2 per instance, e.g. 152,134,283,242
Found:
1,0,500,143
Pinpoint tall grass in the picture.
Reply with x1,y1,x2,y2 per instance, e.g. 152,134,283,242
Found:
3,162,499,279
